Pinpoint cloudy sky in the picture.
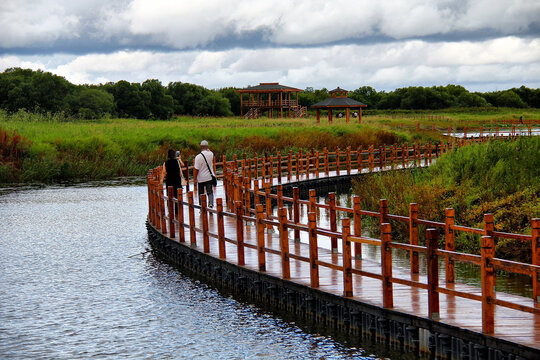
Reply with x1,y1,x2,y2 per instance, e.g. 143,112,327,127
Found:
1,0,539,91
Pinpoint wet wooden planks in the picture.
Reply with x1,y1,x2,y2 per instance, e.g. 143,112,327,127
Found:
168,184,540,350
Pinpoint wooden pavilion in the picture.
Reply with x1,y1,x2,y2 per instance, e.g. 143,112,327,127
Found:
237,82,307,119
312,87,367,124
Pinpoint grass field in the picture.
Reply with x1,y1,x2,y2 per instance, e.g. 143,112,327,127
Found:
0,108,538,184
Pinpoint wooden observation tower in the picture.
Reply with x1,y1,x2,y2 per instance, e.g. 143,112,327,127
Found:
237,82,307,119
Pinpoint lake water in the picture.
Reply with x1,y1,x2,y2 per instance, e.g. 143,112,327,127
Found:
0,181,389,359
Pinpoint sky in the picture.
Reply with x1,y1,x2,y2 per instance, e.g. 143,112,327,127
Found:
1,0,539,92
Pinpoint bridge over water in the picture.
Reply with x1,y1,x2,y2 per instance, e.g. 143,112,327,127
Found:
146,137,539,359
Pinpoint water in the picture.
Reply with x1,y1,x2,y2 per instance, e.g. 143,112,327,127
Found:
0,181,386,359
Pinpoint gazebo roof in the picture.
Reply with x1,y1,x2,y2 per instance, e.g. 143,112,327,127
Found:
312,97,367,108
329,87,347,93
237,82,303,93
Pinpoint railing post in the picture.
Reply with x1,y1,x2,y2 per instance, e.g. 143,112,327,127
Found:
279,207,290,279
324,147,329,176
308,212,319,288
277,152,282,183
287,150,292,182
481,235,495,334
160,184,167,233
269,155,274,185
217,198,226,259
187,191,196,247
353,196,362,260
343,218,353,297
532,218,540,303
167,186,175,238
277,184,284,210
409,203,419,274
265,181,272,231
315,150,320,178
329,192,338,253
293,187,300,242
254,153,259,179
426,228,440,320
253,180,260,208
295,152,300,180
380,199,388,232
346,146,351,174
244,178,251,215
201,194,209,253
368,145,374,172
309,189,317,214
236,201,245,266
233,173,239,205
177,188,185,242
256,204,266,271
381,223,393,308
484,213,494,237
445,208,455,283
404,143,409,167
357,146,362,173
335,147,340,175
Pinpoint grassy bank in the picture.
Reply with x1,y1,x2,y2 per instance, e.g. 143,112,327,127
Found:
1,110,420,184
352,137,540,261
1,108,537,185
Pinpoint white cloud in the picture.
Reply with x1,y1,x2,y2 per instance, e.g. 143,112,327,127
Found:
0,0,80,47
2,36,538,92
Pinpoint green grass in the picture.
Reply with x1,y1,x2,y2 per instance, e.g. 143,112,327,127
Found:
1,108,538,185
352,137,540,261
0,110,421,184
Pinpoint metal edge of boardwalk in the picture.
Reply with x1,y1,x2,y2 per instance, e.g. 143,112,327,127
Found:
146,221,539,360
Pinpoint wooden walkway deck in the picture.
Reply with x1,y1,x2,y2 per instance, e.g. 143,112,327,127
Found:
158,181,540,351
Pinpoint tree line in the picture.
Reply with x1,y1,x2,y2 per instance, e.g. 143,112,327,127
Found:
1,68,538,120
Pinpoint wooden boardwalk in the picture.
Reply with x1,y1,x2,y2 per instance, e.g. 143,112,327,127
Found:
148,141,540,356
156,181,540,351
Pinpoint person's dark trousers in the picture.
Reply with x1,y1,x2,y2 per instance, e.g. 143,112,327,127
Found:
198,180,214,207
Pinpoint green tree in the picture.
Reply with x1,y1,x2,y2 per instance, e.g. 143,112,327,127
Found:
104,80,151,118
167,82,210,115
65,87,115,119
349,86,382,108
194,92,233,116
455,92,489,107
0,68,74,113
142,79,174,119
218,87,240,115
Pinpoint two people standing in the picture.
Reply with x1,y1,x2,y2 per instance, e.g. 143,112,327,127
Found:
162,140,215,208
